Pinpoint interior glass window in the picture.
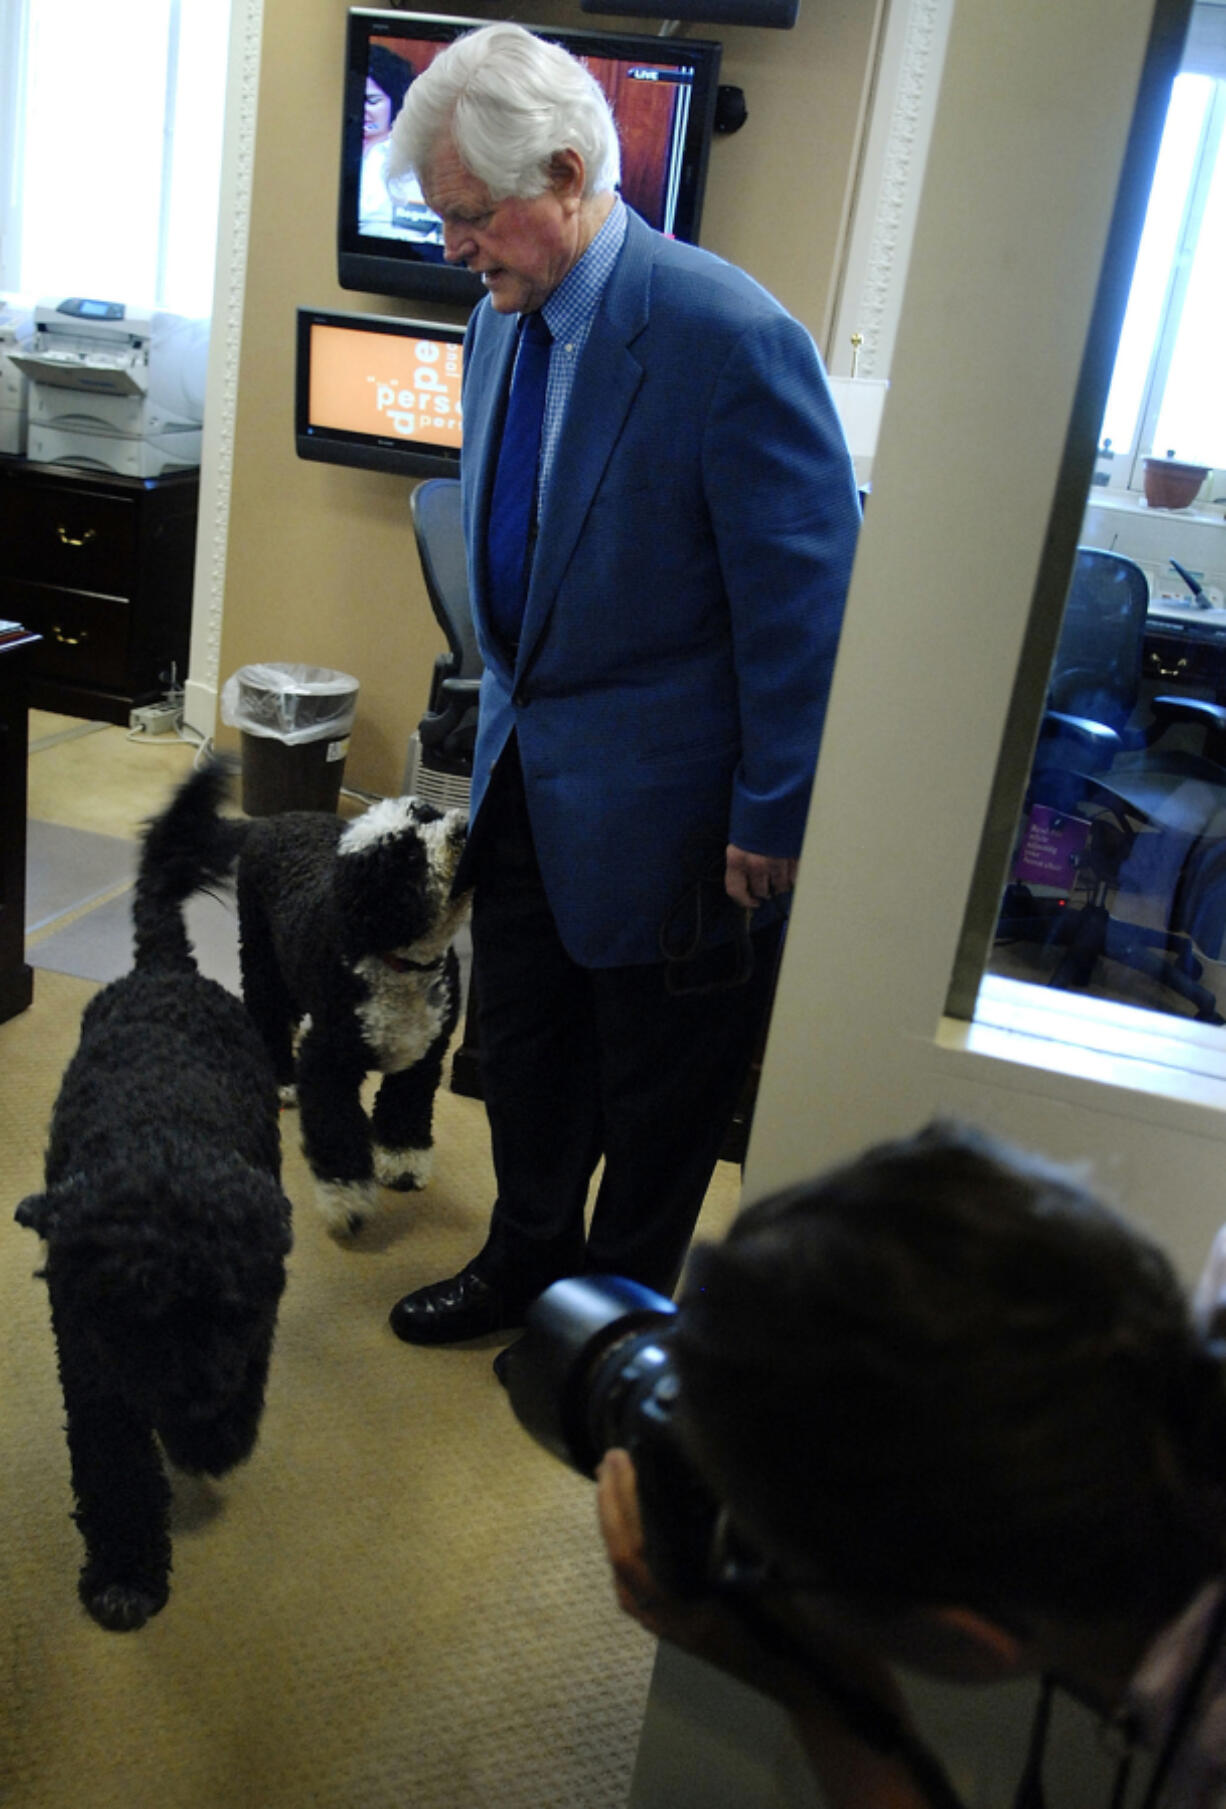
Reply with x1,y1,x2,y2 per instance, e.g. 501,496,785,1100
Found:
982,10,1226,1036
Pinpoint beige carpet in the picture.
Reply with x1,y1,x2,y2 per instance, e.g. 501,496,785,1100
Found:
2,720,744,1809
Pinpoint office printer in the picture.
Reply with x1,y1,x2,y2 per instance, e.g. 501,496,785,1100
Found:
0,298,34,457
8,296,208,477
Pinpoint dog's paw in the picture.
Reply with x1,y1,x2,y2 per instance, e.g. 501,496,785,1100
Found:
373,1143,433,1192
83,1579,169,1633
160,1414,260,1477
314,1177,378,1237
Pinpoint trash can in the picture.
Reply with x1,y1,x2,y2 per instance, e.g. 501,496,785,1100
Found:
221,663,359,816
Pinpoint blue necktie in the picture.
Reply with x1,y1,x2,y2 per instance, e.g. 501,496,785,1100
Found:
487,310,553,649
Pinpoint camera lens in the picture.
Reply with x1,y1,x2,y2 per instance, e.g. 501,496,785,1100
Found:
504,1276,722,1595
504,1275,676,1475
585,1325,674,1463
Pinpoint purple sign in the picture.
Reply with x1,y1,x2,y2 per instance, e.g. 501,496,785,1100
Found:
1013,804,1091,889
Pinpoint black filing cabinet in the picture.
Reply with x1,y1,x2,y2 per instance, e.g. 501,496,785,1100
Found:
0,457,199,725
0,629,39,1022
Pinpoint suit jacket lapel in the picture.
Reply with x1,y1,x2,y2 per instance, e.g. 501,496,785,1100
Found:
465,308,520,689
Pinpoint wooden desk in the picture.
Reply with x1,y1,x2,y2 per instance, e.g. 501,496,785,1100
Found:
0,629,40,1022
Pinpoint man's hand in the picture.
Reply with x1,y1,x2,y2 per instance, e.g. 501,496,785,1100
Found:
595,1449,935,1808
725,846,798,910
596,1447,768,1678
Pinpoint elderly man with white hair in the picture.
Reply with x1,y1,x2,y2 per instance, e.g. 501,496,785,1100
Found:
385,23,860,1356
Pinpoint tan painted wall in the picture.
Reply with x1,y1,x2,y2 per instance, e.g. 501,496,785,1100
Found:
217,0,880,795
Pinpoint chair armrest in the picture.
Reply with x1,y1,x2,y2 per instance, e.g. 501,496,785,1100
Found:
418,677,481,751
1038,710,1121,760
1147,693,1226,736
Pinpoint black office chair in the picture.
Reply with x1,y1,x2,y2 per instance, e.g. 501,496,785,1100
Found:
405,478,485,1096
411,477,482,773
997,548,1226,1022
1046,546,1152,736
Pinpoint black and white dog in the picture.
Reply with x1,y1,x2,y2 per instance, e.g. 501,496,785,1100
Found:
16,763,292,1633
234,795,470,1235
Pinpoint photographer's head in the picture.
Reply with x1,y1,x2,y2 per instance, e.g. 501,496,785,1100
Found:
672,1121,1226,1692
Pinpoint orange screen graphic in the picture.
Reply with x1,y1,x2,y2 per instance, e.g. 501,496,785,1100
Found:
309,323,463,450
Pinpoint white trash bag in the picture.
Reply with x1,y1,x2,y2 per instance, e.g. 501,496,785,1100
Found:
221,663,359,746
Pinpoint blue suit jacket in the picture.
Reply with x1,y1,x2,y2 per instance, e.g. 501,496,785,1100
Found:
460,209,861,967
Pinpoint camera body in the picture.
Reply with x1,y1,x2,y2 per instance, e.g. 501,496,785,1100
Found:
503,1275,721,1596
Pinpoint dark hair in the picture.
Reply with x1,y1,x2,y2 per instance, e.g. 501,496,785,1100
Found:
367,46,415,118
674,1121,1226,1624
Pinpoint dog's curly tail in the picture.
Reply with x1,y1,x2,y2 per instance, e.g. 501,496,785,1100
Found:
132,759,250,974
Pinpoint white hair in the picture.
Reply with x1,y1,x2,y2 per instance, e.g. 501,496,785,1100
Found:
386,22,620,204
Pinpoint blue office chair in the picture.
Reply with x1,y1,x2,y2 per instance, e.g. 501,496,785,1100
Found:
997,548,1226,1022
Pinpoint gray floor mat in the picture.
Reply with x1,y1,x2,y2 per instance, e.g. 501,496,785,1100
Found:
24,821,137,932
28,884,242,993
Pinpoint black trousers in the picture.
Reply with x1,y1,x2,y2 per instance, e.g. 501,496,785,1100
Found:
468,744,783,1300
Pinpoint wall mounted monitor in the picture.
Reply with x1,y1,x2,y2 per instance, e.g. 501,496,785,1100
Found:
295,307,464,479
339,9,722,308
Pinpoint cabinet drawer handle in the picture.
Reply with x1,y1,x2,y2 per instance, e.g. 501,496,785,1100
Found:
55,524,97,547
51,625,88,647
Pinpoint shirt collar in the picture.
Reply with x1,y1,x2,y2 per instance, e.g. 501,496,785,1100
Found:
540,196,627,343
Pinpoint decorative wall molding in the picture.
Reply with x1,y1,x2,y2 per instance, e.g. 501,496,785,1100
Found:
830,0,954,380
185,0,263,740
854,0,940,377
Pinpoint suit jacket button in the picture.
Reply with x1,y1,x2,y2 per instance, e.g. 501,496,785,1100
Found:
513,689,528,707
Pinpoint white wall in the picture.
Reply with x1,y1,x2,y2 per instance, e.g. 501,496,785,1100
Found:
632,0,1214,1801
747,0,1225,1281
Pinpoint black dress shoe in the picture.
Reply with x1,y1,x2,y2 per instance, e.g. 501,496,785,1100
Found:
389,1263,526,1345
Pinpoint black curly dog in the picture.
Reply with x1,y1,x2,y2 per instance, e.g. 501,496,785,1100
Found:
16,763,292,1633
234,795,469,1236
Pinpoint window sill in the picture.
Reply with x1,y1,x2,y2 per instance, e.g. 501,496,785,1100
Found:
952,973,1226,1115
1085,487,1224,527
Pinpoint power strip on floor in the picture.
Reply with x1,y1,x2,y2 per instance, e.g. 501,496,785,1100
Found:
129,701,183,736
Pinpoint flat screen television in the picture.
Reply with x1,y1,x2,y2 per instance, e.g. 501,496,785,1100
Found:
338,9,723,308
295,307,465,478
